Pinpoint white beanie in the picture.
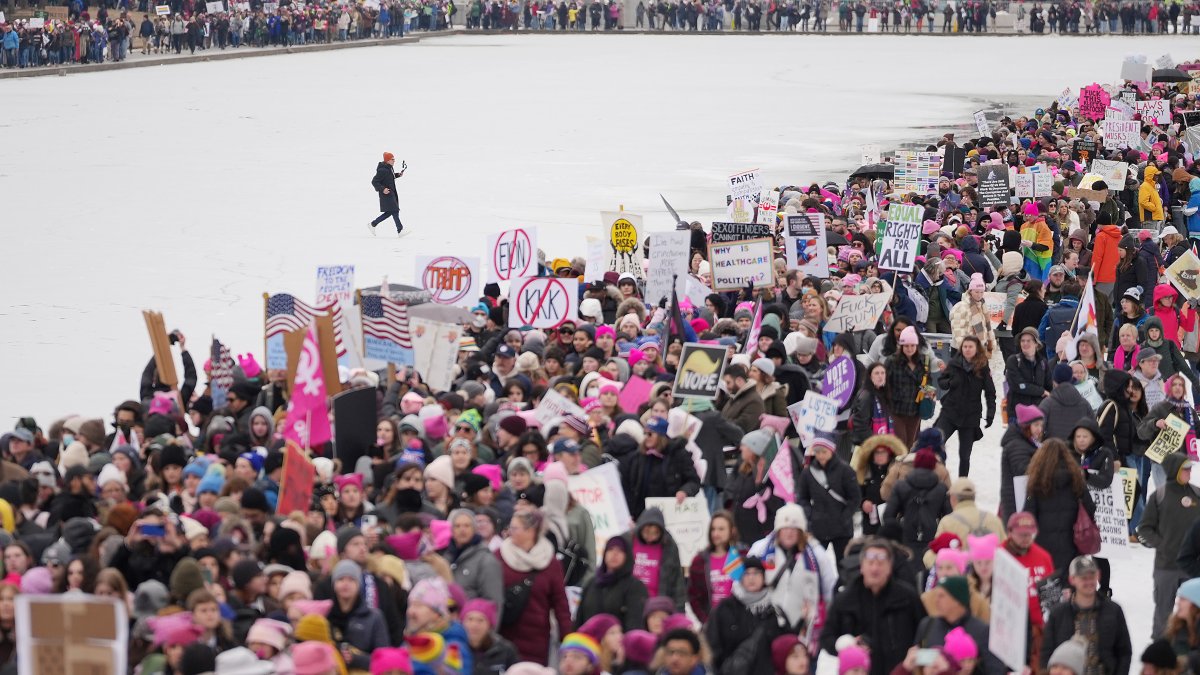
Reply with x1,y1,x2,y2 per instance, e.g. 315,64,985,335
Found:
580,298,603,322
774,503,808,533
96,464,127,491
311,457,335,484
615,418,646,445
752,357,775,377
178,516,208,542
424,455,456,491
310,530,338,561
58,441,88,470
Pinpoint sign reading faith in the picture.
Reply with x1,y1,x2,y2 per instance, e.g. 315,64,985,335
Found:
728,168,763,201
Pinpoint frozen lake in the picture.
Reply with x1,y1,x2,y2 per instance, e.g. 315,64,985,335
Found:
0,34,1184,657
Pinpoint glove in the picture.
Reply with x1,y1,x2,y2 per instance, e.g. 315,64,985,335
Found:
985,416,994,429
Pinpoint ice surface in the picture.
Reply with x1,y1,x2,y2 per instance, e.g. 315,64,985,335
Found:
0,33,1180,664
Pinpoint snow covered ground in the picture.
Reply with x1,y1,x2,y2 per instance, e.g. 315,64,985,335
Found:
0,33,1188,661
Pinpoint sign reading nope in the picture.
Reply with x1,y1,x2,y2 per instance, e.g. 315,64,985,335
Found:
673,343,728,399
510,277,579,329
415,255,479,306
487,227,539,283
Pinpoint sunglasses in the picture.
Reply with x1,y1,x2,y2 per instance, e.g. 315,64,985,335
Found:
559,327,575,334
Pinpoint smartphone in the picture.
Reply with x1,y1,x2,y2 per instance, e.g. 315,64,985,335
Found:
140,523,166,538
915,649,940,667
361,515,378,531
201,568,213,584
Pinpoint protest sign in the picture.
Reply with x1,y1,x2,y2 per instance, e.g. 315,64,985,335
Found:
1072,136,1098,164
1146,414,1189,464
486,226,539,283
982,291,1007,327
619,374,654,412
977,163,1011,208
410,317,458,391
894,151,941,195
315,264,354,306
825,292,889,334
263,1,277,11
1034,172,1054,198
1091,159,1129,187
361,294,414,366
584,237,607,283
726,198,755,224
333,386,375,470
155,4,170,14
757,189,780,226
510,277,579,329
728,168,762,201
878,203,922,272
569,462,632,559
16,594,128,675
1105,105,1131,123
1157,53,1174,69
683,276,712,307
27,16,44,27
673,343,728,399
535,388,587,427
1136,99,1170,125
822,355,858,408
1078,83,1110,120
644,496,711,568
1015,174,1034,199
1056,87,1077,110
277,440,315,516
1119,88,1137,106
415,255,479,307
989,548,1030,672
1100,119,1140,148
784,213,827,278
1089,477,1130,558
861,144,881,164
708,239,773,291
645,231,691,306
601,211,644,278
1120,60,1153,86
943,146,966,178
206,1,224,12
973,110,989,136
1117,467,1138,519
142,310,178,389
1183,111,1200,128
789,390,838,447
1166,250,1200,303
710,221,772,244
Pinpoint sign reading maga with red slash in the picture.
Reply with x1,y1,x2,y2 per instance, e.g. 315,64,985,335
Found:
487,226,539,283
415,255,480,307
510,277,578,329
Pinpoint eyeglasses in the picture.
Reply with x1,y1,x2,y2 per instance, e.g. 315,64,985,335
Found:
559,327,574,334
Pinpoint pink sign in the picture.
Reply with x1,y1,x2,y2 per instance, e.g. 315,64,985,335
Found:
1079,84,1111,121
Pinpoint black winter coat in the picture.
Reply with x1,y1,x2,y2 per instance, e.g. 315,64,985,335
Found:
1096,370,1146,460
796,455,861,543
623,437,701,519
575,547,648,631
1004,352,1051,416
1038,383,1094,442
371,161,400,212
1075,417,1116,490
1041,596,1133,675
472,634,521,675
884,467,950,556
691,409,745,489
885,354,927,418
704,592,777,673
999,423,1038,520
1011,296,1049,336
1024,467,1096,574
821,577,927,675
849,388,891,446
936,355,996,423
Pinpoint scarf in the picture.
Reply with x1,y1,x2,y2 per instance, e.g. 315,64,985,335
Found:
363,572,379,610
1113,344,1139,371
732,582,771,617
447,535,482,564
871,394,892,435
499,537,556,572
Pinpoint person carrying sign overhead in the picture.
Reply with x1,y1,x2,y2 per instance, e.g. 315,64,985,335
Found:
369,151,406,237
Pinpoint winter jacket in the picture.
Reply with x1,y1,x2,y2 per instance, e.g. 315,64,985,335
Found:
1004,351,1051,417
1175,517,1200,577
849,388,892,446
726,457,789,548
757,381,789,418
496,541,573,665
999,423,1038,520
1025,465,1096,573
1142,316,1198,391
1114,253,1155,305
948,296,996,355
1140,165,1165,221
879,452,950,503
622,437,701,520
1138,452,1200,570
885,353,928,418
720,383,765,433
884,467,950,556
705,590,778,673
691,409,746,490
470,633,520,675
914,612,1005,675
1041,596,1133,675
958,236,995,285
1075,417,1116,490
575,541,648,631
1010,295,1049,337
932,498,1007,547
1037,383,1094,442
821,576,926,675
796,454,861,544
1038,296,1080,358
1186,179,1200,236
621,508,686,608
328,596,391,671
936,354,996,424
447,538,505,615
851,434,907,507
371,161,400,212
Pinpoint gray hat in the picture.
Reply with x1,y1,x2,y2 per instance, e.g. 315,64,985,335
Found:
1048,636,1088,675
398,414,422,432
10,428,33,444
740,429,773,458
1069,555,1099,576
1048,265,1066,277
41,540,71,567
460,381,486,400
133,580,170,620
332,559,362,583
1138,347,1162,364
752,358,775,378
507,457,535,477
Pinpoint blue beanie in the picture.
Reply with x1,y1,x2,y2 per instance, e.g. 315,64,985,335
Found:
198,473,225,496
183,462,207,480
238,452,264,473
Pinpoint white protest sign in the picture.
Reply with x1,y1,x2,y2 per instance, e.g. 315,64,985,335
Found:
788,391,838,447
1106,99,1135,121
684,277,712,308
415,255,480,307
1034,172,1054,198
315,264,355,307
825,292,890,334
206,1,224,12
535,388,586,428
569,462,632,560
989,548,1030,673
584,237,607,283
1101,119,1140,148
728,168,762,201
155,2,171,11
1157,53,1174,69
1136,99,1170,125
708,238,774,292
861,144,881,165
757,189,780,226
1120,60,1153,85
27,16,43,27
1091,160,1129,187
973,110,989,136
1057,87,1077,110
601,211,645,278
645,231,692,307
486,226,539,283
644,496,711,569
409,316,459,392
726,198,756,224
510,277,579,329
878,203,922,273
784,212,827,279
263,1,277,11
1015,174,1034,199
1089,478,1130,558
1013,475,1027,512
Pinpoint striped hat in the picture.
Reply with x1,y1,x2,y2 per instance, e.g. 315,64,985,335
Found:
407,632,445,666
560,633,600,665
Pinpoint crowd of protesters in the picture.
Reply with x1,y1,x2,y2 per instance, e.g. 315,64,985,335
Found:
1,60,1200,675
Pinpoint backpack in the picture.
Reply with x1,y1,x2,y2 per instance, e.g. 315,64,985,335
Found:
1043,302,1076,353
950,510,991,537
903,487,940,545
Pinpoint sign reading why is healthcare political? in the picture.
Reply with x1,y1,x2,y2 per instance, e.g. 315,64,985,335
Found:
601,211,644,279
877,203,922,273
784,213,828,279
415,255,479,307
708,238,774,292
510,277,579,330
673,342,729,399
487,226,539,283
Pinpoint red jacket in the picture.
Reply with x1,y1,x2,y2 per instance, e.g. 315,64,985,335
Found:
1091,224,1123,284
1005,540,1054,628
497,550,573,665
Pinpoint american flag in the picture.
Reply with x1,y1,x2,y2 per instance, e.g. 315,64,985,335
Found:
265,293,345,357
361,294,413,347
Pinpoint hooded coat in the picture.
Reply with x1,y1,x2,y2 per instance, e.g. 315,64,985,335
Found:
1139,165,1165,221
1138,453,1200,570
620,508,686,608
958,236,995,284
1038,382,1093,442
1148,284,1195,349
1073,417,1116,490
884,466,951,556
622,437,701,520
999,422,1038,521
371,161,400,212
851,434,907,509
705,582,779,674
937,353,996,424
575,541,648,631
821,574,926,675
796,453,861,544
1025,464,1096,574
1141,316,1196,390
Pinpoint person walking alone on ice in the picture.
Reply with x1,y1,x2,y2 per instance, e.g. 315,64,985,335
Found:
369,151,406,236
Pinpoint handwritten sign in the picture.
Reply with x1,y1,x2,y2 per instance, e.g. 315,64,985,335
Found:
601,211,644,278
1101,119,1140,148
1136,99,1170,125
1015,174,1034,199
821,356,858,408
315,264,355,307
534,388,586,427
878,203,922,272
788,391,838,448
1079,83,1111,121
973,110,989,136
825,292,890,334
1091,160,1130,187
584,237,607,283
1117,467,1138,519
510,277,578,329
989,548,1030,672
410,317,458,391
710,221,772,244
416,255,479,307
1089,477,1130,558
757,189,780,226
728,168,762,201
644,497,711,568
861,144,881,165
708,238,774,291
1145,414,1189,464
487,227,539,283
569,462,632,560
645,231,691,307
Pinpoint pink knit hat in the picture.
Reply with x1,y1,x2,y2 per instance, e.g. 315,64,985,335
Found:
291,599,333,617
401,392,425,415
293,642,338,675
968,273,986,292
898,326,919,346
923,219,941,235
943,627,978,661
472,464,502,491
370,647,414,675
936,548,970,575
149,391,175,417
461,599,498,628
839,645,871,675
1015,404,1043,426
386,531,422,560
238,353,263,379
596,325,616,339
1022,202,1040,217
967,533,1000,562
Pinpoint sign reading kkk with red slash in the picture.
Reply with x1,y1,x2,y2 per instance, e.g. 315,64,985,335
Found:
510,277,579,329
415,255,480,307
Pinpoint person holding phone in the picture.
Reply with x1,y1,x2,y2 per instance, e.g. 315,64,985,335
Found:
369,151,406,236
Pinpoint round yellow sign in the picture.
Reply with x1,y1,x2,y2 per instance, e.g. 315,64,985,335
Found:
610,218,637,253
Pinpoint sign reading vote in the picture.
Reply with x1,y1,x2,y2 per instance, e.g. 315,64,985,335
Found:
673,343,728,399
509,277,579,329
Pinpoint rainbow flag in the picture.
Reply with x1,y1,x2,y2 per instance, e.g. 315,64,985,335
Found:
723,550,745,581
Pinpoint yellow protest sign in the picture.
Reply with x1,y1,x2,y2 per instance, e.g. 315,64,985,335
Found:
1117,467,1138,520
1145,414,1189,464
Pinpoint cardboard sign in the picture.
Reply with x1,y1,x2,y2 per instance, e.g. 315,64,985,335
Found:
315,264,355,307
1167,249,1200,303
1079,83,1111,121
973,110,989,136
601,211,644,278
142,310,178,388
757,189,780,226
877,203,922,272
535,388,587,427
1100,119,1140,148
728,168,762,201
645,231,691,307
155,3,170,14
893,151,941,195
1089,477,1130,559
977,163,1011,208
788,390,838,447
276,441,315,516
1136,99,1170,125
821,355,858,408
569,462,632,559
989,548,1030,672
1091,159,1130,187
1015,174,1034,199
1118,466,1138,519
861,144,881,165
784,213,827,279
825,292,889,333
708,238,774,291
416,255,479,307
17,594,127,675
1145,414,1189,464
410,317,459,391
487,227,539,283
673,343,728,399
710,221,772,244
644,496,711,568
509,277,579,329
618,374,654,413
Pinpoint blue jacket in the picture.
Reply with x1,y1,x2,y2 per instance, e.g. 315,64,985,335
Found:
1038,296,1079,359
1,31,17,49
1187,179,1200,236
